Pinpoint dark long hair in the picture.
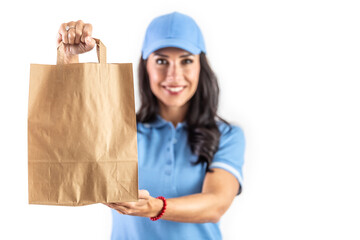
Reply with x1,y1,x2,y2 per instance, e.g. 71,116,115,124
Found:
136,52,229,172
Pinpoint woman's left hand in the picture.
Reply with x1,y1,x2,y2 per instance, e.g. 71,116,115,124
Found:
103,190,162,218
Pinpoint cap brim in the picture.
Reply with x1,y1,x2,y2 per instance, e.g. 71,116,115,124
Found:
142,38,202,59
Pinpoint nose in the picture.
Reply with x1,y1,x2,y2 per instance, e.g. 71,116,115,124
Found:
166,62,182,82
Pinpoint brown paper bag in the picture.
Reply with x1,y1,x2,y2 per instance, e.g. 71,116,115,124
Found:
28,38,138,206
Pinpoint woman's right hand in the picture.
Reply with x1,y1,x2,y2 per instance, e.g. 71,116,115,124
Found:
56,20,96,58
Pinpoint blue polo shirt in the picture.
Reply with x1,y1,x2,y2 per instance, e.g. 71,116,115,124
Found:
111,115,245,240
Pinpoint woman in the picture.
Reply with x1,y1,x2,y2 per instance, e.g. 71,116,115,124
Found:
57,12,245,240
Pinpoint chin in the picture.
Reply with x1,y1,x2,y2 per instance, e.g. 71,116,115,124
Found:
159,98,189,109
165,102,187,108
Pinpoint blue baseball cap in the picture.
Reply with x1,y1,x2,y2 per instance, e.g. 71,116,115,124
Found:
141,12,206,59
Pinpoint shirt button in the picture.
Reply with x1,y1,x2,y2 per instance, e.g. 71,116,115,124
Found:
165,170,171,175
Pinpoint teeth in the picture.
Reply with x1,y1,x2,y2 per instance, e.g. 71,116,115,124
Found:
165,86,184,92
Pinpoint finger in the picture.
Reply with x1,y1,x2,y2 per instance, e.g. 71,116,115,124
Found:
116,210,124,215
103,203,112,208
74,20,84,44
105,203,126,214
109,203,120,208
105,202,123,209
58,23,68,45
67,21,76,45
139,190,150,200
118,199,148,208
112,202,134,208
56,32,62,47
115,205,130,215
133,198,149,206
81,23,93,43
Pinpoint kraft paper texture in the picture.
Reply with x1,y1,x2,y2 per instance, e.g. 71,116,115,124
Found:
28,39,138,206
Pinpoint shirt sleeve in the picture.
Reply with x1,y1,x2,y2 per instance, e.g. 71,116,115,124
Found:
209,124,246,195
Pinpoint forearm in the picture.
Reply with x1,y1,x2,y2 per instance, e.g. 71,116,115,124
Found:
158,192,224,223
152,169,239,223
106,169,238,223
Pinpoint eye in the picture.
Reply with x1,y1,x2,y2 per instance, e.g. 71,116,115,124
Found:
156,58,168,65
182,59,193,64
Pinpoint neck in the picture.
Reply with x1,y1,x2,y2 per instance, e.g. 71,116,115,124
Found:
158,101,189,127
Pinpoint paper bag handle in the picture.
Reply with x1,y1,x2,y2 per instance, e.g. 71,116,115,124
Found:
57,38,107,64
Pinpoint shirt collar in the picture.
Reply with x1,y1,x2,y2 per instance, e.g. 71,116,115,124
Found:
143,114,187,129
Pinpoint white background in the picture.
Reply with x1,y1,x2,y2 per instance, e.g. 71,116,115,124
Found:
0,0,359,239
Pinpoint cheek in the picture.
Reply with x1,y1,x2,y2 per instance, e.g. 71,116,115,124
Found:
185,66,201,90
147,66,164,91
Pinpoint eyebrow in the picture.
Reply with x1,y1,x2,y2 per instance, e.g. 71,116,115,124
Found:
180,53,194,58
153,52,194,58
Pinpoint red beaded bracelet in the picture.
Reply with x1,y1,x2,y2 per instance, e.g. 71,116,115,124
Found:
150,196,167,221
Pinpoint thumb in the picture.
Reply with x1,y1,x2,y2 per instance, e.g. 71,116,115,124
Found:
139,190,150,199
85,36,96,50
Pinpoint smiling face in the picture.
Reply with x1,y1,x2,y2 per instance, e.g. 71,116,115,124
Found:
146,47,201,113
